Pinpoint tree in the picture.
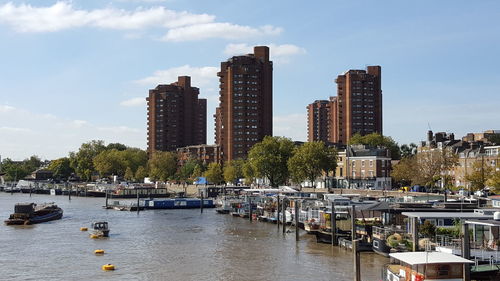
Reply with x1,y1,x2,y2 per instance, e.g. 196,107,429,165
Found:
69,140,106,181
47,157,74,180
135,166,148,182
120,148,148,174
177,159,201,184
488,134,500,145
242,161,256,185
247,136,295,187
400,143,418,159
420,220,437,238
288,142,336,188
465,160,494,191
223,160,244,184
106,143,127,151
205,162,223,185
147,151,177,182
414,149,458,188
349,133,401,160
391,157,416,187
93,149,127,177
486,170,500,193
124,167,134,181
192,164,205,178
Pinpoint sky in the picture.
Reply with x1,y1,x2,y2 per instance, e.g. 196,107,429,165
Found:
1,0,499,161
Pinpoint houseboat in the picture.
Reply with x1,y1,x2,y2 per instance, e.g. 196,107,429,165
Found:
384,252,473,281
144,198,215,209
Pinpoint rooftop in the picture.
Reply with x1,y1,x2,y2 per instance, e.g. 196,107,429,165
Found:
402,211,492,219
389,252,474,265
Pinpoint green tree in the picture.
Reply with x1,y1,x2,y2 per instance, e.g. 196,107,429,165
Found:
1,158,29,181
486,170,500,193
242,161,256,185
420,220,437,238
466,160,494,191
124,167,134,181
192,164,205,179
488,134,500,145
177,159,201,184
205,162,223,185
120,148,148,174
288,142,336,188
106,143,128,151
93,149,127,177
147,151,177,182
391,156,416,187
400,143,418,159
349,133,401,160
135,166,148,182
69,140,106,181
47,157,74,180
223,160,244,184
247,136,295,187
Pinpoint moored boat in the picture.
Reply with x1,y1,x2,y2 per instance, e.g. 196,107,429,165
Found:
4,203,63,225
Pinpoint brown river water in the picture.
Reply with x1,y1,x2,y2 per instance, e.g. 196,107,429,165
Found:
0,193,388,281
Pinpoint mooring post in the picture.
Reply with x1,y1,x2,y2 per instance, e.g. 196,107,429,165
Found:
295,200,299,241
353,239,361,281
462,223,471,281
200,193,204,214
331,202,337,246
412,217,418,252
351,205,356,241
105,189,108,209
282,198,287,234
277,194,280,229
248,196,252,222
68,182,71,201
136,189,140,214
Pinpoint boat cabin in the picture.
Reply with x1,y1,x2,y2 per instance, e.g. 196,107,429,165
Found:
385,252,473,281
92,221,108,231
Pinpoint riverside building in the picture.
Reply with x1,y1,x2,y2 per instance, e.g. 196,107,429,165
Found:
146,76,206,154
215,46,273,162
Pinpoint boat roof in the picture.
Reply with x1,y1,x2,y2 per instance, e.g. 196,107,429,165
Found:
402,211,492,219
464,219,500,227
242,187,298,193
389,252,474,265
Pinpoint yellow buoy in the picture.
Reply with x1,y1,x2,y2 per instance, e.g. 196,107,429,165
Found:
90,234,99,239
94,249,105,255
102,264,115,271
80,227,88,231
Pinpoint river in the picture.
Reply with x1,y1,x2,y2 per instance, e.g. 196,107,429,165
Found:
0,193,388,281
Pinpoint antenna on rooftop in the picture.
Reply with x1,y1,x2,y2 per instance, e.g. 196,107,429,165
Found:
427,122,432,131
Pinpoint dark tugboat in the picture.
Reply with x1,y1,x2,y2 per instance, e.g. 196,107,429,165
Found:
4,203,63,225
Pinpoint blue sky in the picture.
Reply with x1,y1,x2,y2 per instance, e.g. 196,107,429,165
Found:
1,0,499,160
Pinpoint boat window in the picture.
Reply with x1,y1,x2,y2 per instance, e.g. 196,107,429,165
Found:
438,265,449,276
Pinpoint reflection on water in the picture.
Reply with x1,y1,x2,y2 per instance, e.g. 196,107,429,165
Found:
0,193,387,281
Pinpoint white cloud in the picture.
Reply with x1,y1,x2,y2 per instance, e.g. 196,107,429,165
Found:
0,105,16,113
0,2,214,32
162,23,282,42
273,113,307,141
0,104,145,160
224,43,306,63
135,65,218,87
120,97,146,107
0,126,32,133
0,2,282,41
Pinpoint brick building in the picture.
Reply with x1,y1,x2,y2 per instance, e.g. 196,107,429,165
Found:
215,46,273,162
146,76,206,154
177,144,222,166
307,66,382,145
334,145,392,189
